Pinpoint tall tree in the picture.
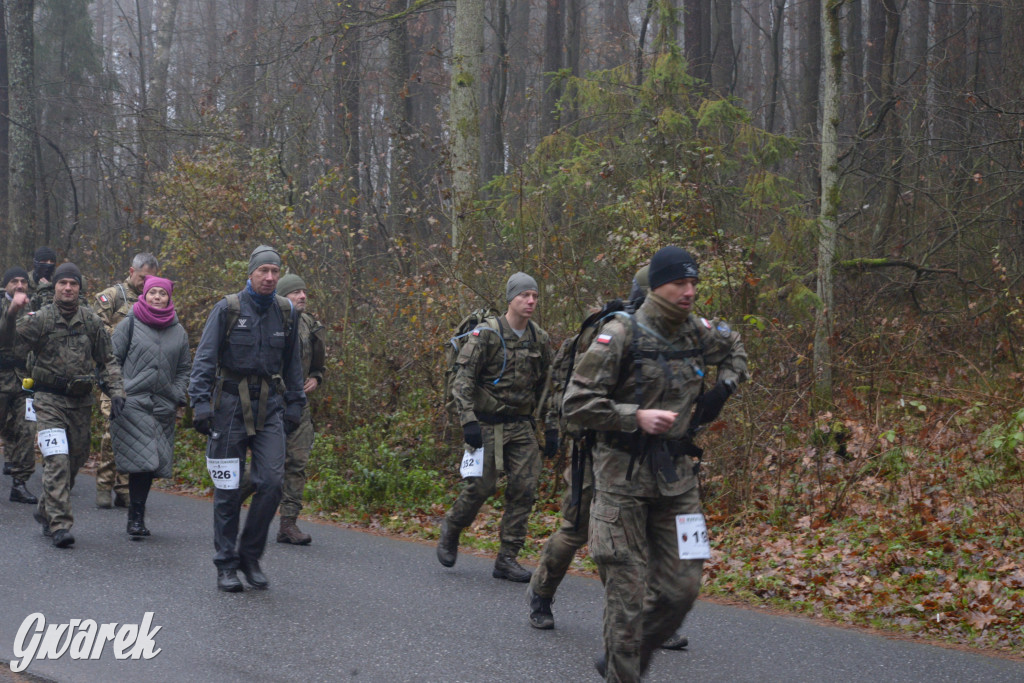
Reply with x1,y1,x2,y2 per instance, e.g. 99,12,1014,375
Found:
0,1,9,237
710,0,735,95
541,0,564,135
814,0,842,408
7,0,37,260
449,0,484,249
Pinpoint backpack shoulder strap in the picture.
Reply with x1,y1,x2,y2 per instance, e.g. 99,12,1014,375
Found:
117,315,135,367
222,294,241,340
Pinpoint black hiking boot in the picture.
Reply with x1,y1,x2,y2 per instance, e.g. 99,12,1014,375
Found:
127,502,150,538
660,632,689,650
52,529,75,548
10,479,38,504
217,569,243,593
238,558,269,589
436,519,460,567
493,553,532,582
528,588,554,629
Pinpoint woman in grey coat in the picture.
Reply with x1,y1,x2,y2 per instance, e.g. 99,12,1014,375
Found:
110,276,191,537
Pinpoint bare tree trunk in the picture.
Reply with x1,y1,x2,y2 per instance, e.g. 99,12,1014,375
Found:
238,0,259,143
505,0,530,166
0,1,9,243
335,22,361,237
541,0,564,136
564,0,582,126
814,0,842,409
7,0,37,260
870,0,902,256
865,0,885,117
601,0,630,69
711,0,735,95
387,1,413,244
482,0,508,183
684,0,711,83
842,0,863,137
150,0,180,169
765,0,785,133
450,0,484,250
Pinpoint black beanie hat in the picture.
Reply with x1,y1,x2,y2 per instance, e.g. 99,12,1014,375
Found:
52,262,83,288
2,267,29,287
33,246,57,263
648,246,699,290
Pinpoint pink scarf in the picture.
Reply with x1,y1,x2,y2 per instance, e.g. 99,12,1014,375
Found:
133,276,177,329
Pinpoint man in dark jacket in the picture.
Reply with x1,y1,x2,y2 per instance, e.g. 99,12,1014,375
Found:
188,245,305,592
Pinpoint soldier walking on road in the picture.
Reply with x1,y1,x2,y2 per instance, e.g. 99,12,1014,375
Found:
563,247,748,681
1,263,125,548
189,246,305,592
93,253,159,509
1,267,38,503
436,272,554,582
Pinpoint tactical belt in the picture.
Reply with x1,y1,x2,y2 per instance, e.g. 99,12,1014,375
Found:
0,356,26,371
476,412,533,424
34,376,95,397
598,431,703,481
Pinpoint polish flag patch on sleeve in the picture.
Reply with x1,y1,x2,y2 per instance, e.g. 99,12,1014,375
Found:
596,333,613,345
471,329,481,336
98,294,109,304
701,317,712,329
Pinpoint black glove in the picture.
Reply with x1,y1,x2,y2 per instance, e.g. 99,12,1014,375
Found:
543,428,560,459
110,396,126,422
463,421,483,449
193,404,213,436
284,412,301,434
692,380,734,427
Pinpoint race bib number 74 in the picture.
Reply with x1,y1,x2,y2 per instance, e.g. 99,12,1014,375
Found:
206,458,240,490
675,513,711,560
37,428,69,457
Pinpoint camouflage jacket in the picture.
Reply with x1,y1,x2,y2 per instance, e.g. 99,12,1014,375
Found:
0,303,124,406
562,295,748,497
451,314,552,427
94,279,142,333
298,312,326,386
29,271,54,311
0,296,28,393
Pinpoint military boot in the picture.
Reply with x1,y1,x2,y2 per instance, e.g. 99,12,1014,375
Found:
96,488,113,509
127,502,150,538
10,479,38,504
277,516,312,545
33,508,52,537
113,491,129,508
493,553,532,582
436,519,461,567
527,588,554,629
660,632,689,650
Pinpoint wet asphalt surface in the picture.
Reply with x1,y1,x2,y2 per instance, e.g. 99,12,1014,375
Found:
2,471,1024,682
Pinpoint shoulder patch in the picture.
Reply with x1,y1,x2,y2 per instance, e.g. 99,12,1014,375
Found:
716,322,731,337
596,333,613,345
28,311,35,316
701,317,712,329
98,294,109,304
471,329,481,337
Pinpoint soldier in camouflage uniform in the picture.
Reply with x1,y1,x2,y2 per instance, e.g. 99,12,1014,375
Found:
27,246,57,310
1,267,38,503
436,272,554,582
239,273,326,544
563,247,747,682
93,253,158,508
528,267,650,630
1,263,125,548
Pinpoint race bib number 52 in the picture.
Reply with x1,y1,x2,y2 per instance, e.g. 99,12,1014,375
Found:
37,428,69,457
460,447,484,478
675,513,711,560
206,458,240,490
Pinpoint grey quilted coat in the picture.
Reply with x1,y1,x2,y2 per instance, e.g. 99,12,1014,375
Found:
110,312,191,477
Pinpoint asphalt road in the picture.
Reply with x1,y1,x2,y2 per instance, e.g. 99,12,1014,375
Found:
2,472,1024,682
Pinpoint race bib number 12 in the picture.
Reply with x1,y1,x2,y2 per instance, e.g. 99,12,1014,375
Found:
460,447,484,478
675,513,711,560
206,458,240,490
37,428,69,457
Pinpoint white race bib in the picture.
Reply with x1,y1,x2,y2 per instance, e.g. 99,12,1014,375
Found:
675,513,711,560
206,458,240,490
37,428,69,457
25,397,36,422
459,447,484,478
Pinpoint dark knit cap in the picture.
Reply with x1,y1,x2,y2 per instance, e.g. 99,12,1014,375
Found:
248,245,281,274
33,246,57,263
52,262,83,288
2,267,29,287
648,247,699,290
277,274,306,297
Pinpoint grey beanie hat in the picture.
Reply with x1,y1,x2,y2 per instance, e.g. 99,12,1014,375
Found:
52,262,83,288
506,272,539,302
248,245,281,274
277,273,306,297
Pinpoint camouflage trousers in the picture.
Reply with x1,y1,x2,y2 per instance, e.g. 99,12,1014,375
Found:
590,486,704,683
240,406,312,518
1,390,36,481
530,461,594,598
445,420,540,557
96,394,128,495
34,393,93,533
